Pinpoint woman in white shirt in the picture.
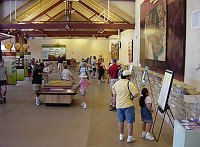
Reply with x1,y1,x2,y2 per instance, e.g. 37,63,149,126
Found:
61,65,74,81
43,63,51,84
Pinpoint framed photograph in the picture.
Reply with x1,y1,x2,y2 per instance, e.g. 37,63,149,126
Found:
128,39,133,62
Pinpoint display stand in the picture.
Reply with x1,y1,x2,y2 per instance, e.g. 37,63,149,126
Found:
140,66,156,109
152,105,175,141
152,70,174,141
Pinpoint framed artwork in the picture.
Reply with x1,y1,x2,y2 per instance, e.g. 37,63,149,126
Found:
111,43,119,60
128,39,133,62
144,0,167,61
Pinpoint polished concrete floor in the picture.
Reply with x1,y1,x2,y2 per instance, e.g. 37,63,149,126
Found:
0,70,173,147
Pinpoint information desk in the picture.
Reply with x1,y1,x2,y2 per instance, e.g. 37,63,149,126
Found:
173,119,200,147
37,80,77,105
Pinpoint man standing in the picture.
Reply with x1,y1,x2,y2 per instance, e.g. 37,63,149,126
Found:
112,70,138,143
0,59,8,104
32,63,44,106
57,56,63,73
107,58,119,111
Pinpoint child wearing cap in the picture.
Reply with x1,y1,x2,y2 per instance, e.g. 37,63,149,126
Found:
77,73,90,109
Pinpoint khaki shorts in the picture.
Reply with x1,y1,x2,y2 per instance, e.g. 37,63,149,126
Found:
33,84,42,92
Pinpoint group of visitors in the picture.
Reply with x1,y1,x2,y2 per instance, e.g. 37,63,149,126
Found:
0,55,155,143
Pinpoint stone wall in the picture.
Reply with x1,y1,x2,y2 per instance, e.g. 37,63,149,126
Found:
126,65,200,122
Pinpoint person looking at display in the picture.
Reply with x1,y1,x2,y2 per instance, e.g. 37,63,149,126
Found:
139,87,154,141
61,65,74,81
0,59,8,104
112,70,138,143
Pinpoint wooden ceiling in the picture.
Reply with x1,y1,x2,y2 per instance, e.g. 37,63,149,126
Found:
0,0,135,40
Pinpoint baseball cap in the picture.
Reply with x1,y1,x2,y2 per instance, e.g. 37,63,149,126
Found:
122,70,131,76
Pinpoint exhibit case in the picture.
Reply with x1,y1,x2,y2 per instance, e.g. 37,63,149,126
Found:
173,119,200,147
2,52,17,85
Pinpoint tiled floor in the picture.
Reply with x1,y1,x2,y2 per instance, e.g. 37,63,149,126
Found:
0,70,173,147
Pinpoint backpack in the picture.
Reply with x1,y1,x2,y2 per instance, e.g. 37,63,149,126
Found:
115,68,123,79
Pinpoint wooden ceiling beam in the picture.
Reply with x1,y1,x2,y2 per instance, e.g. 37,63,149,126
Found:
0,23,134,29
22,30,117,36
28,0,64,23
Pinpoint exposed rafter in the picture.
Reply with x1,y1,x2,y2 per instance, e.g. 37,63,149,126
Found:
20,30,117,37
28,0,64,23
78,1,112,23
0,23,134,30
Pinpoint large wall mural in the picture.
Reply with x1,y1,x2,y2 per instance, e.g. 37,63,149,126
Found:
140,0,186,81
144,0,166,61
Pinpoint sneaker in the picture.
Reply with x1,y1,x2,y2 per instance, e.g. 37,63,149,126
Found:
119,134,124,141
145,133,154,141
141,131,146,138
3,97,6,103
83,103,87,109
127,136,135,143
0,99,3,104
36,100,41,106
81,102,84,107
109,106,116,111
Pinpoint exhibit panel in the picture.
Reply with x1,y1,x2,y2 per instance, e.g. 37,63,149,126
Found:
24,52,31,77
2,52,17,85
16,52,24,81
41,44,66,61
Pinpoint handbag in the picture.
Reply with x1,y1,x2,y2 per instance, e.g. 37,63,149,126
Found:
127,81,134,100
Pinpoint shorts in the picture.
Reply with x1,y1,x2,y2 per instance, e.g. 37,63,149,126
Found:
141,108,153,123
109,79,118,89
33,84,42,92
116,106,135,123
80,90,86,96
0,80,7,86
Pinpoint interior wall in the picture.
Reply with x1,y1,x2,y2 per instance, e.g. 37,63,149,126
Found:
109,29,134,65
27,38,110,65
185,0,200,91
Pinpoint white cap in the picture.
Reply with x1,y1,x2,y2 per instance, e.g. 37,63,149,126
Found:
122,70,131,76
79,73,87,78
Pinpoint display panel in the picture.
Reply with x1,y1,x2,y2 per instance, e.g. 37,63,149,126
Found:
2,52,17,85
42,44,66,61
157,70,173,111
